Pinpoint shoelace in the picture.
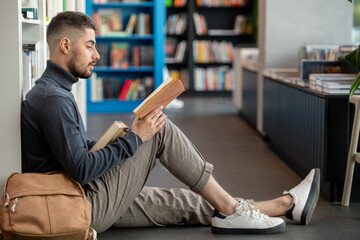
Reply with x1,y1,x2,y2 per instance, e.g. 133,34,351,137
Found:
236,200,269,220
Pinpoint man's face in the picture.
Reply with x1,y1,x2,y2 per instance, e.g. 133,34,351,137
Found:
67,28,100,79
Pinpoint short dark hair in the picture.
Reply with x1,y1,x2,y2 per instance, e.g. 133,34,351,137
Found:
47,11,97,51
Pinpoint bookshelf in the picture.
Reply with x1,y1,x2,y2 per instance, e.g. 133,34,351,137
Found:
0,0,87,195
85,0,165,113
165,0,255,95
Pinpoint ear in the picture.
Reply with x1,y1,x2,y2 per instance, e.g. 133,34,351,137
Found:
59,37,71,54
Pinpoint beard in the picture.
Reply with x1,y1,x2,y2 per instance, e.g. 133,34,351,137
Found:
68,53,94,79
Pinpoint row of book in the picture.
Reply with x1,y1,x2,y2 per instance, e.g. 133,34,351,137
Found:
90,73,154,102
193,13,249,36
165,0,187,7
93,0,147,3
165,39,187,63
194,66,233,91
93,9,151,36
309,73,357,94
195,0,249,7
166,13,187,35
96,43,154,67
22,42,41,99
303,45,357,61
22,0,75,21
193,40,234,63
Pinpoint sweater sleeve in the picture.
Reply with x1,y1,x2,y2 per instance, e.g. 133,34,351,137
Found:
39,95,143,185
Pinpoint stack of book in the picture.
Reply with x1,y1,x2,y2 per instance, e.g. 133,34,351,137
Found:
22,42,40,98
308,73,357,94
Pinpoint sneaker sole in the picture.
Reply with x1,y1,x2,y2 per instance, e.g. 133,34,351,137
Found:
301,168,320,225
211,221,286,234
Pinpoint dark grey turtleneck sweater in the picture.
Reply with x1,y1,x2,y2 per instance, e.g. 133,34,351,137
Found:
21,60,142,185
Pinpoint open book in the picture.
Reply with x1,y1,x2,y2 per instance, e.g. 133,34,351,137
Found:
133,76,185,119
89,121,128,152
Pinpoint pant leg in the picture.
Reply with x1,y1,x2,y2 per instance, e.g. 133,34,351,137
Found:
114,186,214,228
85,119,213,233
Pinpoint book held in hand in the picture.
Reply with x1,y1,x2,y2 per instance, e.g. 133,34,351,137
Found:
133,76,185,119
89,121,128,152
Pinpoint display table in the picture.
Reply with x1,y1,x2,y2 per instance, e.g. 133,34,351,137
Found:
241,67,258,127
262,74,360,202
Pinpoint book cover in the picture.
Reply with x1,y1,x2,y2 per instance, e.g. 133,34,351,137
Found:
133,76,185,119
118,79,133,100
89,121,129,152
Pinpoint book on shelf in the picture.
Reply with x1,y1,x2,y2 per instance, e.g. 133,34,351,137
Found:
301,60,341,80
304,44,339,61
193,40,234,63
22,42,41,99
194,66,233,91
94,9,123,36
165,37,178,59
110,42,130,68
133,76,185,119
95,43,109,66
103,78,120,99
135,13,151,35
118,79,133,100
174,40,187,62
90,73,103,102
22,0,38,19
234,15,248,34
193,12,207,35
125,13,138,35
166,0,187,7
89,121,129,152
166,14,187,35
90,75,154,101
196,0,248,7
169,69,189,90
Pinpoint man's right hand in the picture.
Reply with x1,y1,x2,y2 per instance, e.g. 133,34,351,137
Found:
130,106,167,142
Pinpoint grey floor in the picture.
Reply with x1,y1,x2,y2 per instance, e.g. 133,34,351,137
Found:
87,97,360,240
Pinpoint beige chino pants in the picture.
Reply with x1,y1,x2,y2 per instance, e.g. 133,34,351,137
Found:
84,119,214,233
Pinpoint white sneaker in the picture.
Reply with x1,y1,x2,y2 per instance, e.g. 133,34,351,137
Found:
165,98,184,109
283,168,320,225
212,199,285,234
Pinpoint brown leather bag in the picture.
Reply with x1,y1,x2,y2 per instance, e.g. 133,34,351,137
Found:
0,172,93,240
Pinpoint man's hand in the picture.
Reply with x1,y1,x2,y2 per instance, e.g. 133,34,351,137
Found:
131,106,167,142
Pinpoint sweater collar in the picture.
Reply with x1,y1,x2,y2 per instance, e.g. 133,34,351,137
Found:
42,60,79,91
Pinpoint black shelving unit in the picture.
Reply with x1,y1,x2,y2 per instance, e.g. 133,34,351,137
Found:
166,0,256,95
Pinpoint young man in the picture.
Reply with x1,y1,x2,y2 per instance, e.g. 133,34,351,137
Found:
21,11,320,234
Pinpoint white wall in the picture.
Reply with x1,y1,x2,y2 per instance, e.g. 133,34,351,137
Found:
257,0,353,133
264,0,353,69
0,1,22,194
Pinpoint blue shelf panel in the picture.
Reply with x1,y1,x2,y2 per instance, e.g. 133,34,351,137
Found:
86,0,164,113
94,66,154,72
92,2,154,9
96,34,154,41
87,99,143,113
